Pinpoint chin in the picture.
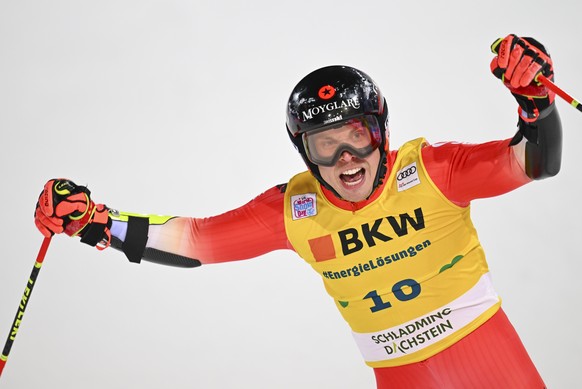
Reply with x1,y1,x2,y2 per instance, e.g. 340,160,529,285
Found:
339,187,372,202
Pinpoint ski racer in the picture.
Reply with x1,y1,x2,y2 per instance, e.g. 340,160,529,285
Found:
34,34,561,388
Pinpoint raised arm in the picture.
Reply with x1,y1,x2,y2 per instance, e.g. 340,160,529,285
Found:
34,180,291,267
490,34,562,179
422,35,563,206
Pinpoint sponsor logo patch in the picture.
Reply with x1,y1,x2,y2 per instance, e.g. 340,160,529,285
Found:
396,162,420,192
291,193,317,220
318,85,336,100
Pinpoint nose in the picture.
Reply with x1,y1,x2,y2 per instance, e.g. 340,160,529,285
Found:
339,150,356,162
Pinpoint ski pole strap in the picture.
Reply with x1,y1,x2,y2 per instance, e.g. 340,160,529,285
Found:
80,204,112,249
121,216,149,263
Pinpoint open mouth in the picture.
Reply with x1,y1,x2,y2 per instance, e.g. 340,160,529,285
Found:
340,167,365,187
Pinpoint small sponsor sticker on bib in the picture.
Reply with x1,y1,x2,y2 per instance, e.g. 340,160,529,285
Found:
396,162,420,192
291,193,317,220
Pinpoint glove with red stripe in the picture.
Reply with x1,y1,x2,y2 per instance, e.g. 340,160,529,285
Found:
34,179,111,249
490,34,555,122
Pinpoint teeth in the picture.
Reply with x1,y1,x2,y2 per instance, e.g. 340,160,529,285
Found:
341,167,364,186
344,178,363,186
342,167,362,175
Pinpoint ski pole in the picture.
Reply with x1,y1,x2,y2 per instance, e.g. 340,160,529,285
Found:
536,74,582,113
0,236,51,378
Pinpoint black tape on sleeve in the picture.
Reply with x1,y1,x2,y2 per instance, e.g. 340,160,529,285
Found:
142,248,202,268
122,216,149,264
514,103,562,180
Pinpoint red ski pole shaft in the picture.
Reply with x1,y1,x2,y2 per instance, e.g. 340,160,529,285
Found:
0,236,51,378
537,74,582,113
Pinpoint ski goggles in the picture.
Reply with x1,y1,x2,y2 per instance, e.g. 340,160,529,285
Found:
302,115,383,167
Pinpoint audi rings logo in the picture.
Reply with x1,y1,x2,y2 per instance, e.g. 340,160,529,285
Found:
397,166,417,181
396,162,420,192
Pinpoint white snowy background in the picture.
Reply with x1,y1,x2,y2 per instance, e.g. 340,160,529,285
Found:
1,1,581,388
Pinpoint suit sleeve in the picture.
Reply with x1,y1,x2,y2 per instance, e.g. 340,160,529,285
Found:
109,185,292,266
421,139,532,207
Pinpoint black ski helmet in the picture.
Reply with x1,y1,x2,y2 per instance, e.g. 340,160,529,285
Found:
286,65,389,198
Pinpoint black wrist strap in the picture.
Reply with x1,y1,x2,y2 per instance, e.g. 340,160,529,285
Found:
80,218,111,247
80,205,112,247
510,103,557,146
122,216,149,264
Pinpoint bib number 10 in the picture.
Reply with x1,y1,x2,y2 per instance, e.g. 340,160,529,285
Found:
363,278,421,313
